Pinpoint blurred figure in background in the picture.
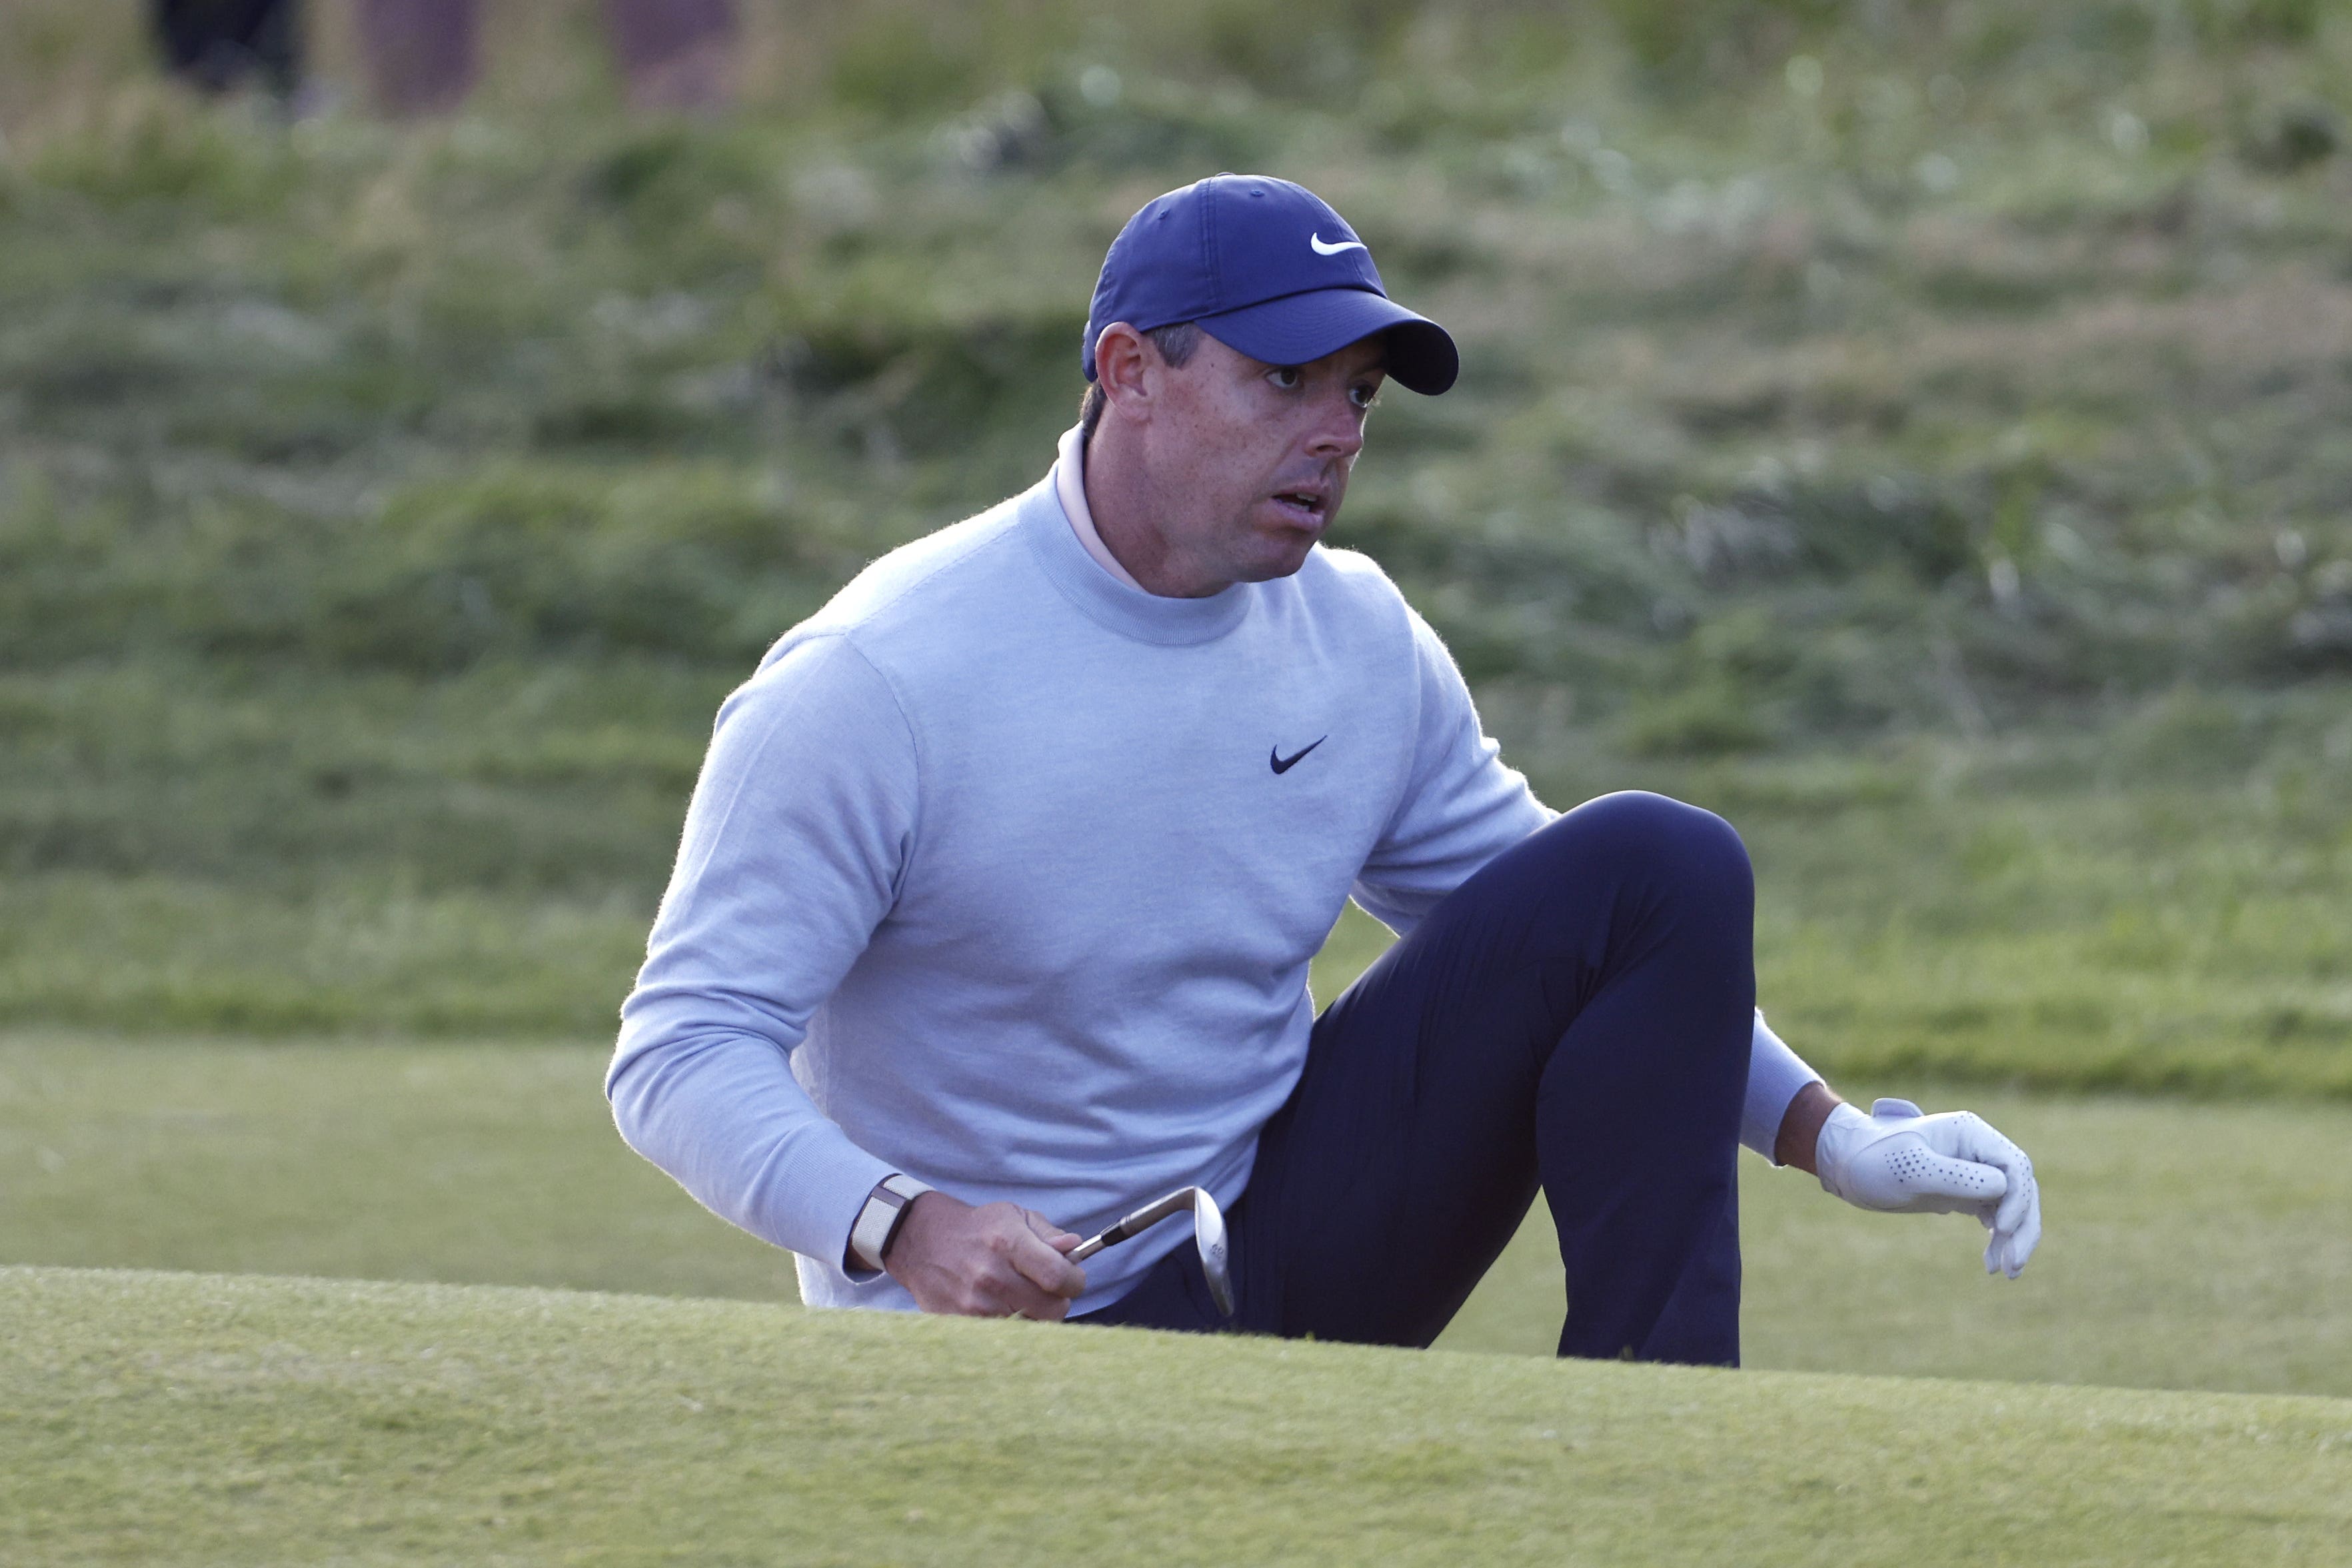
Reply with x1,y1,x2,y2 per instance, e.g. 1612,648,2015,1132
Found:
354,0,477,117
355,0,738,118
152,0,302,100
603,0,736,113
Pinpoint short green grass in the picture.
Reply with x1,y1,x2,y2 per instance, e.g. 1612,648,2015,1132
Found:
0,1033,793,1302
5,1266,2348,1567
1446,1093,2352,1400
7,1034,2349,1400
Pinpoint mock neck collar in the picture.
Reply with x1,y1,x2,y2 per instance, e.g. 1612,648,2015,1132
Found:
1054,425,1145,590
1024,451,1254,646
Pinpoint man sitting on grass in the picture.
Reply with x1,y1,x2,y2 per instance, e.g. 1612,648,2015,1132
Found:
607,175,2041,1363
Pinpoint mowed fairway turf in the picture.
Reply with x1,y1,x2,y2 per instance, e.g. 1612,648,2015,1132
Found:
6,1266,2349,1567
6,1034,2350,1401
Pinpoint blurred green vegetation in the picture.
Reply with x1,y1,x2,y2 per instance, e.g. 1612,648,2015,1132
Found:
2,1,2349,1091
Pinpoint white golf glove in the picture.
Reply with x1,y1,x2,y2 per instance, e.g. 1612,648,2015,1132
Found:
1814,1098,2042,1279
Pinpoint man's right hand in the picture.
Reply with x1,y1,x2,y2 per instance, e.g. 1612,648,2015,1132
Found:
884,1191,1088,1319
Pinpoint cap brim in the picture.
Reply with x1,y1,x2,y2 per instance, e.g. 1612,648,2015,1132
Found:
1195,287,1460,395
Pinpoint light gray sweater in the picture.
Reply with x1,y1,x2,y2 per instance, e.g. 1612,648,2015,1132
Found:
608,440,1817,1312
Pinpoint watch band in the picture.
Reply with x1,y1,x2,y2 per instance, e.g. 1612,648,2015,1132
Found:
847,1174,934,1273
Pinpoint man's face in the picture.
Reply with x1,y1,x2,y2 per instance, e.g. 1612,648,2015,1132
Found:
1139,333,1386,588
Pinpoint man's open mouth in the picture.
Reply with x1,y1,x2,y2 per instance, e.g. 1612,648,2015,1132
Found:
1271,489,1329,524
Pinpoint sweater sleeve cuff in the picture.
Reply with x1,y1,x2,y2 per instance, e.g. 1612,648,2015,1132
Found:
802,1144,903,1284
1742,1010,1823,1164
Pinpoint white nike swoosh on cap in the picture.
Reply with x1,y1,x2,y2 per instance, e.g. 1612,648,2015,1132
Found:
1309,233,1368,256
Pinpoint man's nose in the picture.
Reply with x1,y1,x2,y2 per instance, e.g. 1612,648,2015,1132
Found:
1306,391,1366,460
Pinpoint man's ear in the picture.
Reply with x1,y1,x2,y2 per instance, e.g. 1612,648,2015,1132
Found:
1092,322,1154,423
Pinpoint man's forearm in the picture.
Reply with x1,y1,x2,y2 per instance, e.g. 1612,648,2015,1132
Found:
1742,1011,1824,1160
607,1028,895,1265
1773,1080,1842,1174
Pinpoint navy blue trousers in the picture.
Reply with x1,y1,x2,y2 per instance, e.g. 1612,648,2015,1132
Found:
1077,791,1756,1365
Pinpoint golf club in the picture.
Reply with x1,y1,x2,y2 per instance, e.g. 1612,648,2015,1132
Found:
1070,1185,1234,1318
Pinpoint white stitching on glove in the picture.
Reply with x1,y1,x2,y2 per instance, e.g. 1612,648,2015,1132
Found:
1813,1098,2043,1279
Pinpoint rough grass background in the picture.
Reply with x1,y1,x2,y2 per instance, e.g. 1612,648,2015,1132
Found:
3,5,2351,1082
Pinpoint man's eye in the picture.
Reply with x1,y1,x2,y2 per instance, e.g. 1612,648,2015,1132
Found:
1269,367,1302,389
1350,385,1380,410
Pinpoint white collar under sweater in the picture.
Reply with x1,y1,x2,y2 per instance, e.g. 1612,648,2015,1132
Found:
1052,424,1146,591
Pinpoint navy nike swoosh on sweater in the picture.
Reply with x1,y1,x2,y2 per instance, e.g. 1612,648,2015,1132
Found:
1271,737,1327,774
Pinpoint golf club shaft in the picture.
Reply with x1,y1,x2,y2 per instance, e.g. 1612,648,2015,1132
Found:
1068,1188,1197,1261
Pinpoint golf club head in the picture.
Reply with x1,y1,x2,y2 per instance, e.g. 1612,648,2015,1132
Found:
1069,1184,1236,1320
1190,1186,1236,1319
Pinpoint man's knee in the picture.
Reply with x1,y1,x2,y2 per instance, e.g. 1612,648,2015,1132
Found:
1551,790,1753,907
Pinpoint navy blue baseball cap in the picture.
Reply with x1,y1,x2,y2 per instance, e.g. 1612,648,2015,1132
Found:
1082,174,1459,396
